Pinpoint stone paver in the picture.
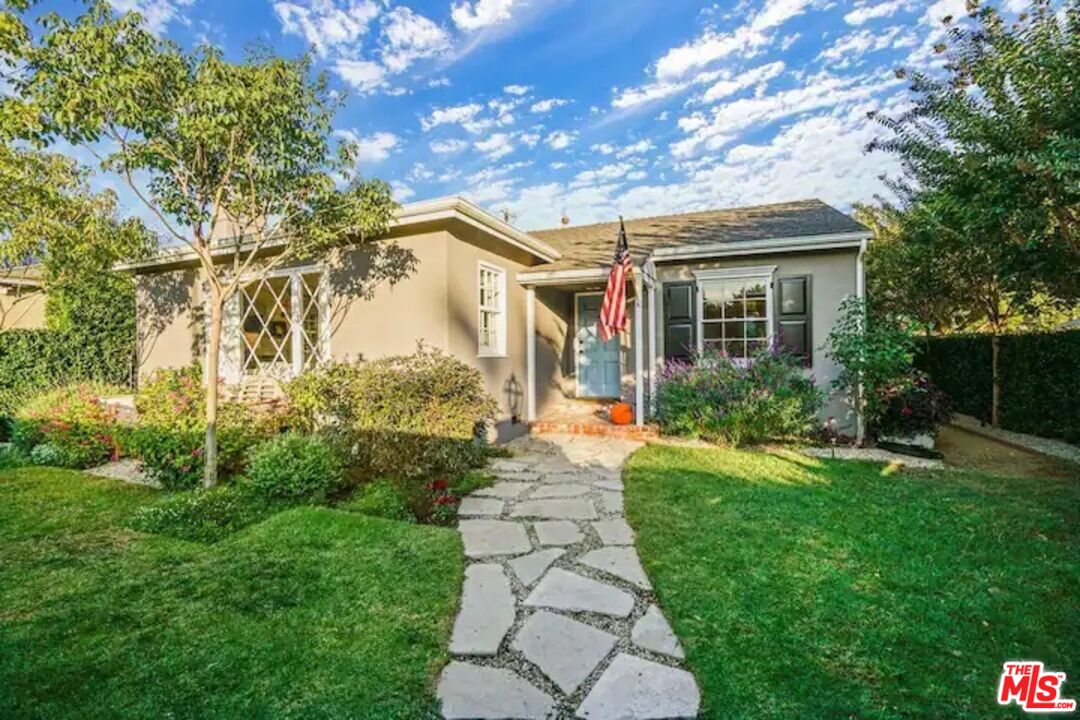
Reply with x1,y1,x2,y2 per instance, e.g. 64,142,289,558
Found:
524,568,634,617
459,520,531,558
511,498,599,520
632,605,685,659
578,547,652,589
440,435,700,719
438,662,554,719
450,564,515,656
458,497,504,517
576,653,700,719
534,520,584,546
512,611,617,693
473,482,535,499
509,548,565,587
592,519,634,545
530,483,592,499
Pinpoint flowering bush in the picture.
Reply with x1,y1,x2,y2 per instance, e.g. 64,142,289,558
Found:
11,383,125,468
655,346,823,445
876,372,953,439
127,366,282,490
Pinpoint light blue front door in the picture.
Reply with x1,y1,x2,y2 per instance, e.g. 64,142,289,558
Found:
576,294,621,398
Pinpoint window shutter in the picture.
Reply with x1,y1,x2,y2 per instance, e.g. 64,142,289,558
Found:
663,282,696,362
776,276,811,366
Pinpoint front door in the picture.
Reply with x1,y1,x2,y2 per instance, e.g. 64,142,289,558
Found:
576,293,621,398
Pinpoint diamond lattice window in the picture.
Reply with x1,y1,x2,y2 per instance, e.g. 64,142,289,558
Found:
239,270,327,378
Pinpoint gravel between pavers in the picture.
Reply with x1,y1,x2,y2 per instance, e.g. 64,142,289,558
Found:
439,434,700,719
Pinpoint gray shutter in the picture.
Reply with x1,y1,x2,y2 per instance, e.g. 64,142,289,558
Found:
776,276,811,366
663,282,696,362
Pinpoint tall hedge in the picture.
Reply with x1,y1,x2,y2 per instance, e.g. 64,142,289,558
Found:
0,328,134,429
915,330,1080,443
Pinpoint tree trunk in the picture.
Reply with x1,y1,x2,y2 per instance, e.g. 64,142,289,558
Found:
990,333,1001,428
203,296,223,488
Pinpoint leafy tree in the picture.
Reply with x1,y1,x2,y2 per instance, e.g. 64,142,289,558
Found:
1,1,398,486
865,0,1079,424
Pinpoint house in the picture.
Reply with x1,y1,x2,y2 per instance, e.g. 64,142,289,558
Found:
125,196,870,439
0,266,46,331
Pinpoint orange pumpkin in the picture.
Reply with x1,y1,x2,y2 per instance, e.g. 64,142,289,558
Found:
609,402,633,425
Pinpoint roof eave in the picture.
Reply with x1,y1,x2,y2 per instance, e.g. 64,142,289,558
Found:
116,195,561,273
648,231,871,262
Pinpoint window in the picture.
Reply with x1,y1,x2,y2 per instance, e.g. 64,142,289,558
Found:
478,262,507,356
238,268,328,378
776,276,812,365
694,266,775,362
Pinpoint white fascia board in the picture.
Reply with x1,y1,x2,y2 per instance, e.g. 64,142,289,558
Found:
516,267,611,286
650,231,871,262
116,195,560,272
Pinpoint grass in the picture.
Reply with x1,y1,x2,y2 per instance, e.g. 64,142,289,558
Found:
624,443,1079,719
0,466,463,719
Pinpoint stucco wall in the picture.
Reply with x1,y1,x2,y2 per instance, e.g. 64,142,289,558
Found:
654,248,859,429
135,268,200,382
0,289,46,330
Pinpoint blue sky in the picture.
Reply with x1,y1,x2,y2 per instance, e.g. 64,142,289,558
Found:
42,0,1016,231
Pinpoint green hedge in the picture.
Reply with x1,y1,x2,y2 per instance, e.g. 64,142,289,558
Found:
0,328,134,436
915,330,1080,443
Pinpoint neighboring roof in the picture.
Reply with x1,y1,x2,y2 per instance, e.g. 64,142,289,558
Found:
0,265,43,288
521,199,870,276
118,195,562,272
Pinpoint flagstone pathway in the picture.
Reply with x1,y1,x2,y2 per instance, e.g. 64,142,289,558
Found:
437,434,701,719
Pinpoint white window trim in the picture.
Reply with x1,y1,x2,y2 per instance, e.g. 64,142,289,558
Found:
230,263,331,379
692,265,777,361
477,261,508,358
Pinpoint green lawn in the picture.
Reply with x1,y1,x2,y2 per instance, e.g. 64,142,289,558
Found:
624,444,1079,719
0,467,463,719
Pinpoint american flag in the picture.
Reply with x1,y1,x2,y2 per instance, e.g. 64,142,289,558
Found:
598,217,632,342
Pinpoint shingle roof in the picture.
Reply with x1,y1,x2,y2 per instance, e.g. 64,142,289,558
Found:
523,199,868,273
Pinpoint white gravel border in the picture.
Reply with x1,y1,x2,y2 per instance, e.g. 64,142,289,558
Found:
952,414,1080,465
801,446,944,469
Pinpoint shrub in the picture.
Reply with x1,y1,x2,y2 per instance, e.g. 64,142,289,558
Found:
128,485,283,543
654,346,823,445
29,443,62,466
128,366,282,489
0,443,27,470
11,383,125,468
824,297,919,429
340,479,415,523
876,372,953,438
289,347,497,482
245,433,343,502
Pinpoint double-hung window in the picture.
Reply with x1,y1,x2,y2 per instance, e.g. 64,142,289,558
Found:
694,266,775,362
478,262,507,356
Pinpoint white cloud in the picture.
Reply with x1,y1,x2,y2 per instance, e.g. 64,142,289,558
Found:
337,130,400,163
428,76,452,88
545,131,576,150
591,143,616,155
504,84,531,95
466,179,517,203
616,139,655,158
671,71,900,158
570,162,637,188
407,162,434,182
475,132,515,159
380,6,450,73
818,26,914,68
421,102,485,131
519,132,541,148
391,180,415,202
111,0,195,35
844,0,907,25
530,97,572,113
701,61,785,103
273,0,379,57
451,0,518,31
430,138,469,154
333,59,387,93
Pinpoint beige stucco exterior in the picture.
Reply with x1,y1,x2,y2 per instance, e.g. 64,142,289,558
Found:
0,288,46,330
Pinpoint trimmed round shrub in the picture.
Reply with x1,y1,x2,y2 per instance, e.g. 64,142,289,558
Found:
655,346,824,445
11,383,125,468
244,433,343,502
